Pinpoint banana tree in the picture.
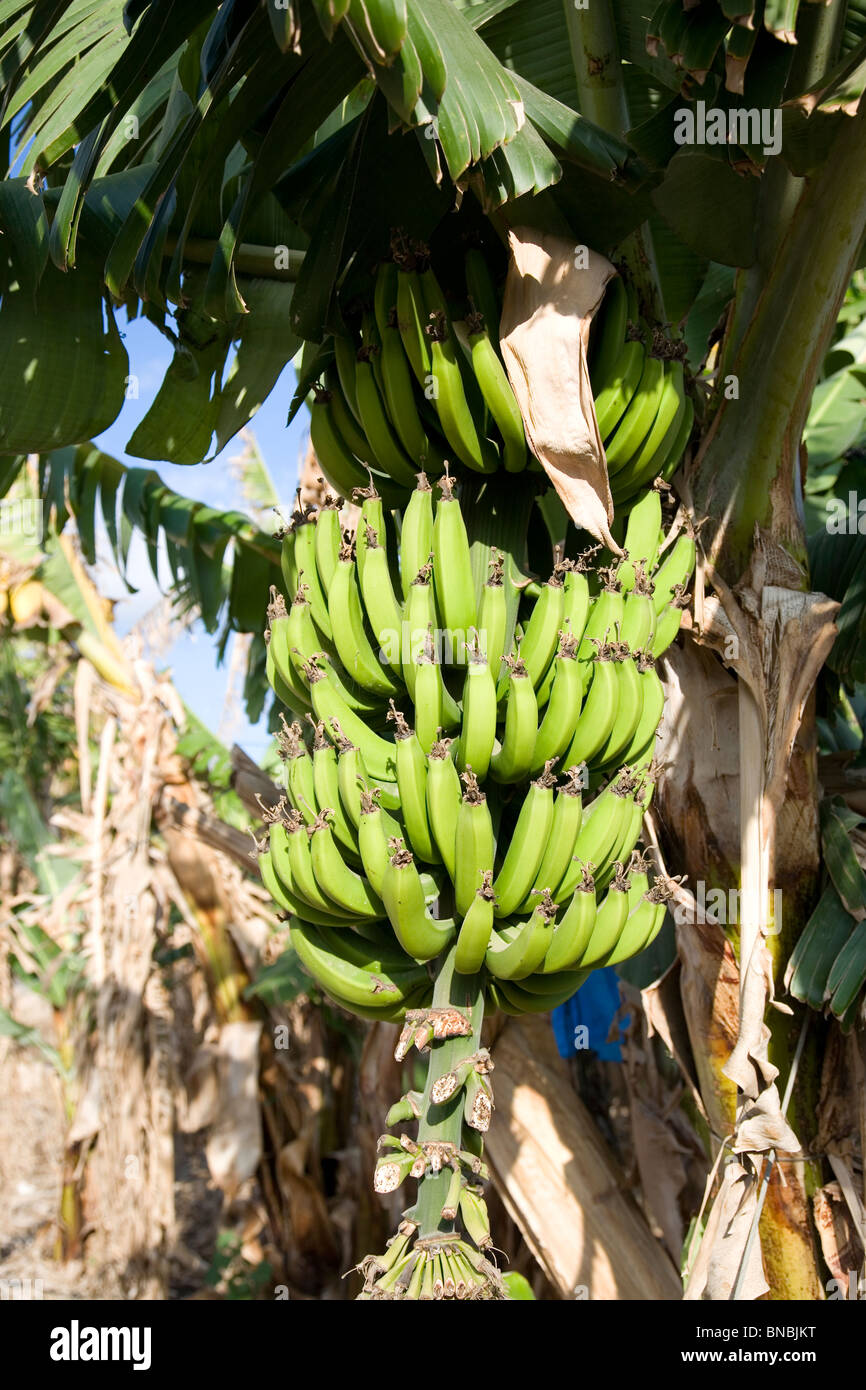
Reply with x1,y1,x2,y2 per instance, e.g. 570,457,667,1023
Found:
3,0,866,1299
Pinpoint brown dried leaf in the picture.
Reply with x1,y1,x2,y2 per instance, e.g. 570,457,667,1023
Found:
500,226,619,550
684,1159,769,1301
813,1182,865,1286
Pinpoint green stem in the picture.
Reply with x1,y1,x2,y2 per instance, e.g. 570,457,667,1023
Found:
411,946,485,1239
695,99,866,577
561,0,664,322
163,237,304,281
562,0,628,139
717,0,847,385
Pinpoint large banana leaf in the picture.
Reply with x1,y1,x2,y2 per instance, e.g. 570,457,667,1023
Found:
785,798,866,1027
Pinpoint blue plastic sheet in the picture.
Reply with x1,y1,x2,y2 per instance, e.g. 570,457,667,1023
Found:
551,967,627,1062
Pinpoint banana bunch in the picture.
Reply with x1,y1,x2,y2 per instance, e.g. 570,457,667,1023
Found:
588,276,694,507
306,242,530,500
261,474,694,1021
308,250,693,515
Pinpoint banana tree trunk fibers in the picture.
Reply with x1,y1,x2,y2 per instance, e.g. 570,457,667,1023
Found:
682,99,866,1297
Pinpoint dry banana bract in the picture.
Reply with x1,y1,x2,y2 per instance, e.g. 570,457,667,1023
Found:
500,226,620,552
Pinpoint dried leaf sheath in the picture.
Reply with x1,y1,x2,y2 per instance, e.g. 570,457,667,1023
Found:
499,226,619,551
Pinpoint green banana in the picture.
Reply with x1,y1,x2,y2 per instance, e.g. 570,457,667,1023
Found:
562,559,592,647
277,714,317,826
400,472,435,601
652,594,689,658
459,1185,493,1251
426,736,462,878
357,788,403,895
454,871,497,974
267,596,312,714
596,645,643,767
426,309,497,473
651,395,694,490
594,339,645,441
271,812,346,917
618,566,656,650
259,845,352,927
395,261,432,388
456,633,498,781
617,652,665,766
652,531,696,612
332,332,361,420
577,569,623,671
325,364,376,469
557,770,637,899
563,643,620,768
362,308,388,399
484,890,558,980
530,633,583,774
382,842,456,961
513,966,590,997
310,720,360,857
510,571,565,692
302,653,397,780
634,882,672,953
589,274,627,394
432,469,478,658
603,852,656,965
388,703,441,863
610,363,686,501
465,309,526,472
290,917,425,1010
599,772,653,890
464,247,502,351
314,496,342,596
412,638,442,756
354,483,385,587
454,770,495,916
492,765,556,917
357,522,403,672
402,559,437,698
478,551,507,679
577,863,632,967
517,765,585,914
542,869,598,973
287,595,385,718
618,486,663,591
604,355,666,473
493,972,587,1014
336,734,394,828
293,515,332,643
380,289,445,473
280,523,298,598
315,918,417,974
489,656,537,784
309,810,385,918
328,537,401,696
355,790,443,904
309,387,371,502
355,349,418,490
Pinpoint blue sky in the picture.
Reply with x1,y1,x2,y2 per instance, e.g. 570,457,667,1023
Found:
93,314,310,762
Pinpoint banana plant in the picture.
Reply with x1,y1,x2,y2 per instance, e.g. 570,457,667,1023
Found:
2,0,866,1302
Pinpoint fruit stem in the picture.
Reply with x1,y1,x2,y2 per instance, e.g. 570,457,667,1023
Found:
410,945,485,1239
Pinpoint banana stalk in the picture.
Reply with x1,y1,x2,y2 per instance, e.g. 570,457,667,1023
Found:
357,945,506,1299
